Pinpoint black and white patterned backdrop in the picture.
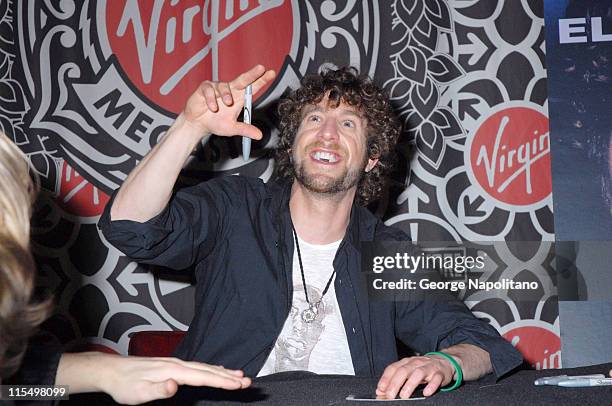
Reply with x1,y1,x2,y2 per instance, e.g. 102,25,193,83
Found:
0,0,560,369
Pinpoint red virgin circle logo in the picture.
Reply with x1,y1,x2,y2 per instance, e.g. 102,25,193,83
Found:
468,106,552,207
105,0,293,114
57,161,110,217
503,325,561,369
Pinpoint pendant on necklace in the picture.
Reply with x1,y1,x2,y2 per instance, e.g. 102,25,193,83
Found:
301,303,319,323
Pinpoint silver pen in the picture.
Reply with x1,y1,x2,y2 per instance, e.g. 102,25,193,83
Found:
557,377,612,387
534,374,605,386
242,84,252,161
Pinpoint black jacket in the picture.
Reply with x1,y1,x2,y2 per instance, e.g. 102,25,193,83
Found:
98,176,522,378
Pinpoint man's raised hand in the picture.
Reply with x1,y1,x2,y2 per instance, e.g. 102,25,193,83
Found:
182,64,276,140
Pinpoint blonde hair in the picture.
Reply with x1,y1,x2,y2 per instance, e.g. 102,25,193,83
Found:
0,131,50,378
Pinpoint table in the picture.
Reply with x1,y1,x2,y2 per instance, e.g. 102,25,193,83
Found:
64,362,612,405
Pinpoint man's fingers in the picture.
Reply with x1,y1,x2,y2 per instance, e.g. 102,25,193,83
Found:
233,122,263,140
397,368,425,399
250,69,277,95
377,358,412,393
218,82,234,106
383,365,415,400
422,372,444,397
231,64,266,90
201,82,219,112
378,356,456,400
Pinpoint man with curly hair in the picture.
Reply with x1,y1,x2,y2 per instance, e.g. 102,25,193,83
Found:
100,65,522,399
274,67,399,205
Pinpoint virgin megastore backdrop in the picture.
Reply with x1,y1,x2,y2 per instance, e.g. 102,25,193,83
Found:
0,1,558,368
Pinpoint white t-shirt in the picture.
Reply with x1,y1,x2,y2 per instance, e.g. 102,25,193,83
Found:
258,235,355,376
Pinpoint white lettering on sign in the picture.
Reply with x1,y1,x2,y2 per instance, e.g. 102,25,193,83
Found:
559,17,612,44
559,18,587,44
476,116,550,195
115,0,284,91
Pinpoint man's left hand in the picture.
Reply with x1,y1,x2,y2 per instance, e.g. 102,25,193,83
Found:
376,354,457,399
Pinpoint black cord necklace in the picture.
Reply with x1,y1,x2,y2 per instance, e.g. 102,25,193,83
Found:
291,223,336,323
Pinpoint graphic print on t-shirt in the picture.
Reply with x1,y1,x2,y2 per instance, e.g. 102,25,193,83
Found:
258,236,354,376
273,283,332,371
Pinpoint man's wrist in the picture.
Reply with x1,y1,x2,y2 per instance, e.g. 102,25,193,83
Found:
430,354,457,381
442,352,463,381
172,113,211,144
442,351,464,381
426,352,462,382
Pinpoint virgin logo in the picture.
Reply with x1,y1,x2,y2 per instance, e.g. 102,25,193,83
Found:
469,107,552,207
503,326,560,370
105,0,293,113
57,162,110,217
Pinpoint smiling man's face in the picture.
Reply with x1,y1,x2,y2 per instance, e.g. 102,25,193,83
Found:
292,96,377,196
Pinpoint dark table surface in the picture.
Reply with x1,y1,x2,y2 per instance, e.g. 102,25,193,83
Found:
65,362,612,406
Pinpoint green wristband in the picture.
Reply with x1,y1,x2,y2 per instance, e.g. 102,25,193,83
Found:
425,351,463,392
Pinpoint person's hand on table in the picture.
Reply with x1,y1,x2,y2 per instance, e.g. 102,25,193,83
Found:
376,354,456,399
56,352,251,405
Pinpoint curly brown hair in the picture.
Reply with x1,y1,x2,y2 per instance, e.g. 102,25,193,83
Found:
274,67,401,205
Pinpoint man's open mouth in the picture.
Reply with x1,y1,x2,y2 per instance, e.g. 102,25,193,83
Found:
311,150,340,163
